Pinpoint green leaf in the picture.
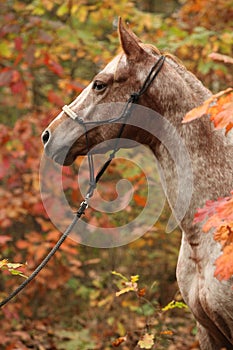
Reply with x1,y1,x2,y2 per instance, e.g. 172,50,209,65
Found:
56,4,69,17
136,303,155,316
9,269,27,278
111,271,128,281
197,61,213,75
31,4,45,15
56,329,96,350
162,300,188,312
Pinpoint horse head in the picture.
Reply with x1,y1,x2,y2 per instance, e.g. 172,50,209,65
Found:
41,18,169,165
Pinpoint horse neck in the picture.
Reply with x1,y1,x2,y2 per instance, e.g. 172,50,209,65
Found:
141,63,233,237
146,57,212,119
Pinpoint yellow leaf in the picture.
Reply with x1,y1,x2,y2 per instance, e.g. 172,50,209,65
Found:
162,300,188,311
131,274,139,283
0,42,12,58
116,286,135,297
0,259,8,269
138,333,154,349
56,3,68,17
111,270,128,281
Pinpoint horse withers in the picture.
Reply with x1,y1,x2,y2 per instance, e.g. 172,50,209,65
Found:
42,18,233,349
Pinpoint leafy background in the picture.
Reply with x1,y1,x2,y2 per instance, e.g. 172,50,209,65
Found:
0,0,232,349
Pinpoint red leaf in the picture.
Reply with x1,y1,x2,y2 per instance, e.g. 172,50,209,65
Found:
48,90,64,107
0,235,12,245
14,37,23,51
11,70,20,82
44,54,64,77
0,69,12,86
0,125,10,145
0,156,10,179
193,197,229,224
10,80,26,95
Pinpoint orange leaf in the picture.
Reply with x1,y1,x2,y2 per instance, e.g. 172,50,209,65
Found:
112,336,127,347
134,193,147,207
194,193,233,281
208,53,233,65
160,330,173,336
183,88,233,134
138,287,146,297
214,224,233,246
183,100,210,123
214,245,233,281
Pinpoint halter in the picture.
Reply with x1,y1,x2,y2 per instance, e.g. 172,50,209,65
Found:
0,55,165,308
62,55,166,201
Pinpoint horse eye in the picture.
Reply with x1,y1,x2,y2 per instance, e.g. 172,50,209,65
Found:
92,80,107,92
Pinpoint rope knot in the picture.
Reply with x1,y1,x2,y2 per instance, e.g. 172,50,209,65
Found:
77,117,84,125
130,92,140,103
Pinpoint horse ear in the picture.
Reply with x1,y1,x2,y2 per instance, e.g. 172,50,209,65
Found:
118,17,144,60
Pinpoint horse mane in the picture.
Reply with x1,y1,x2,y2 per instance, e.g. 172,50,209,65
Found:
142,43,186,69
142,42,212,101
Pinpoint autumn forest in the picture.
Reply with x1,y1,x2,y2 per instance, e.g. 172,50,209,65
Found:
0,1,233,349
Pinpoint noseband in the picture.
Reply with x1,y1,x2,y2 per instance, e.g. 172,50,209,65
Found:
62,55,165,201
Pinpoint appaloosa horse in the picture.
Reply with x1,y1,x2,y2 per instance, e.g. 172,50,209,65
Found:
42,19,233,349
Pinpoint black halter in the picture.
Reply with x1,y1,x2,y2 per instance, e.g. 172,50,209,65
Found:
62,55,166,201
0,55,165,308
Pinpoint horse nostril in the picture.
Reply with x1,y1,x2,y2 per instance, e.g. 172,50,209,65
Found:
42,130,50,145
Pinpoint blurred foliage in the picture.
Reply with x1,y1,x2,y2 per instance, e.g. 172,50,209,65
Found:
0,0,232,349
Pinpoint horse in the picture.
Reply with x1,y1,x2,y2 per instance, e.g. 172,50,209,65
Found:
41,18,233,349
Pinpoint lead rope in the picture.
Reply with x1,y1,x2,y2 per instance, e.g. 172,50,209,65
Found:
0,55,165,308
0,94,136,308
